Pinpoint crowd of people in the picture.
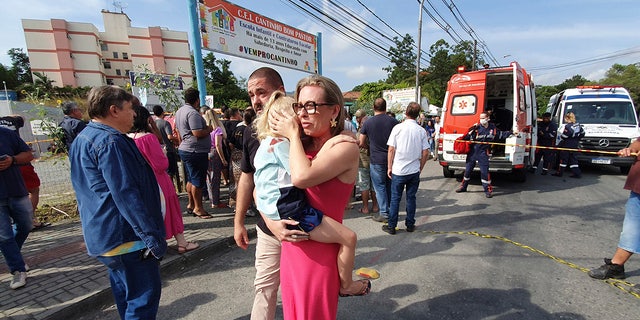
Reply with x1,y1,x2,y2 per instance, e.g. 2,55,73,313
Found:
3,65,640,319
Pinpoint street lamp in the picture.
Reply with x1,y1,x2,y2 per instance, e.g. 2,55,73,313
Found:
2,81,9,111
415,0,425,102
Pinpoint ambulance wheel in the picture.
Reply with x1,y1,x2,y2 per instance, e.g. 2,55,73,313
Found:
443,166,455,178
511,168,527,182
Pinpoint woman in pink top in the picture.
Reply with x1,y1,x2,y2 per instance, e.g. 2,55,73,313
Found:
265,75,362,319
129,106,199,254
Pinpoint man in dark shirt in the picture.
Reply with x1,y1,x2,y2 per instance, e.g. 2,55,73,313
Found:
234,67,294,319
59,101,87,152
0,127,34,289
359,98,398,222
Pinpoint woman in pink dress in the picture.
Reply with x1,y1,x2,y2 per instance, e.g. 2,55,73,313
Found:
266,75,362,319
129,106,199,254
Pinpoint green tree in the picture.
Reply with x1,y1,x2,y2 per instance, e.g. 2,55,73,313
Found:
383,34,416,85
0,63,20,89
8,48,32,84
354,81,394,115
600,63,640,107
201,53,248,108
133,65,184,112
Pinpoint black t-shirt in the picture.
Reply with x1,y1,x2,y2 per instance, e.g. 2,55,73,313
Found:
0,116,24,134
240,123,260,173
360,114,398,165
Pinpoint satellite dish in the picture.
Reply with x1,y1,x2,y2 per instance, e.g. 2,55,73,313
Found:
113,1,128,13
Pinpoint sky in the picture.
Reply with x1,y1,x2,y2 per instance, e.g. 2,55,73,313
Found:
1,0,639,95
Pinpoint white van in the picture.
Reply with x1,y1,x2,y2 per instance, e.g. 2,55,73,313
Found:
548,86,639,174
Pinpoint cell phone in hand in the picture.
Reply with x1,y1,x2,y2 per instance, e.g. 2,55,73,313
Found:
291,234,310,239
0,155,8,161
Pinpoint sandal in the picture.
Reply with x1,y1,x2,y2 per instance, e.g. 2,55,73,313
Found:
178,241,199,254
193,211,212,219
32,222,51,231
357,207,370,214
339,279,371,297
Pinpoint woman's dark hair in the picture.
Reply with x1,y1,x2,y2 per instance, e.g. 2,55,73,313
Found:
131,105,152,133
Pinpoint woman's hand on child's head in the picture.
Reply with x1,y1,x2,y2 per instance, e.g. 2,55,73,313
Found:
270,109,299,139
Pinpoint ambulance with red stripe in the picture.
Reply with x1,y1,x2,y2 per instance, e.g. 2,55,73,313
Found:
548,86,639,174
436,62,537,182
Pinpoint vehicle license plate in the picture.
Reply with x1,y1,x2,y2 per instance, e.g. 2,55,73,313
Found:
592,158,611,164
452,154,467,160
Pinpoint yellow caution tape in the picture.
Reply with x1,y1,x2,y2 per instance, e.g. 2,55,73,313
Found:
424,230,640,299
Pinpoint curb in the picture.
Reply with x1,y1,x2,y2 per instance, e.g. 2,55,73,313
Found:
45,228,257,320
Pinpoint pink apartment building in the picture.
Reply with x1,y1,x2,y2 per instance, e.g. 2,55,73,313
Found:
22,9,193,88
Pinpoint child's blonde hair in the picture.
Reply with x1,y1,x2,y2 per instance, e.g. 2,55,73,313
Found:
255,91,296,140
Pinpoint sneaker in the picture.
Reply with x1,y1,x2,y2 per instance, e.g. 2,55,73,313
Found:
588,258,625,279
485,193,493,198
24,263,29,272
371,213,388,223
406,225,415,232
10,271,27,289
381,225,396,235
455,186,467,193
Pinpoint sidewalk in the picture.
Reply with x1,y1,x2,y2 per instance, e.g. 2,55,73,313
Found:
0,194,257,320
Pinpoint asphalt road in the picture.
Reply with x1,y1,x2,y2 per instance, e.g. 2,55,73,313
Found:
78,162,639,319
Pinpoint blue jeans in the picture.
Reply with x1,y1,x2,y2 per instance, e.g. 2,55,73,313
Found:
388,172,420,229
619,191,640,253
0,196,32,273
370,164,391,218
97,251,162,320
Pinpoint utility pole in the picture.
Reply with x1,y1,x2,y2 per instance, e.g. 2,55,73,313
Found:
415,0,425,102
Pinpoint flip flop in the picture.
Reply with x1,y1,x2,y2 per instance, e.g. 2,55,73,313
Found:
339,279,371,297
357,207,370,214
178,241,200,254
32,222,51,231
193,211,212,219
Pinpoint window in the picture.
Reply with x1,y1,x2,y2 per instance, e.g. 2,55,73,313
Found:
451,95,477,115
100,43,108,51
103,61,112,69
122,52,128,59
115,69,121,76
113,52,119,59
106,79,114,85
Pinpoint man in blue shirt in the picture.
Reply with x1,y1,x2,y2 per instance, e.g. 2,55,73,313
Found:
0,127,34,289
69,85,166,319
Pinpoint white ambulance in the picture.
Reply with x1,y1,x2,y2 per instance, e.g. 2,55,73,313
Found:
548,86,639,174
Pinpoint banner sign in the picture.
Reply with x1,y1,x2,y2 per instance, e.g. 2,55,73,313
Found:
383,87,420,112
198,0,318,73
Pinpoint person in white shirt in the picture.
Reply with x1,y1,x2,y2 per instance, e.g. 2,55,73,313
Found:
382,102,430,234
433,115,441,161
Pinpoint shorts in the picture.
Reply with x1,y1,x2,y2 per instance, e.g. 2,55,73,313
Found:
20,164,41,190
358,167,371,191
286,206,324,233
178,150,208,188
618,191,640,253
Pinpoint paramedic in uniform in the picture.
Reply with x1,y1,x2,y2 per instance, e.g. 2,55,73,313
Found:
552,112,584,178
456,112,516,198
